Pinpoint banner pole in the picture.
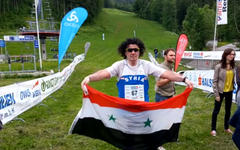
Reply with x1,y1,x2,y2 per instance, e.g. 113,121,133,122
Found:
35,0,42,71
58,64,60,72
213,0,218,51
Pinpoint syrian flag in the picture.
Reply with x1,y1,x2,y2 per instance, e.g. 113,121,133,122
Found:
69,85,192,150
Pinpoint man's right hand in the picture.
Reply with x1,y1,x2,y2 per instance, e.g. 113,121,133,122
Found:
216,96,220,102
81,76,90,95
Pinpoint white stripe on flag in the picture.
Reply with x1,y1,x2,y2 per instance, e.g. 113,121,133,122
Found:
76,98,185,134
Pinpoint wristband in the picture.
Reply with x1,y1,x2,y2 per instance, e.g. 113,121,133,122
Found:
182,77,187,82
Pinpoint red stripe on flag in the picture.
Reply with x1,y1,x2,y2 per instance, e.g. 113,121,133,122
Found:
83,85,192,112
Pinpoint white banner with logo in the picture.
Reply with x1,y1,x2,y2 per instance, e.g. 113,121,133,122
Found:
182,51,240,60
176,70,214,92
0,54,85,125
176,70,237,101
217,0,228,25
148,52,237,101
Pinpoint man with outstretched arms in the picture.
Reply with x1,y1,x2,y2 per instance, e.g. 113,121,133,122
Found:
81,38,193,102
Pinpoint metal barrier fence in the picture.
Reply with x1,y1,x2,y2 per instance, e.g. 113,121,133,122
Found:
0,55,36,73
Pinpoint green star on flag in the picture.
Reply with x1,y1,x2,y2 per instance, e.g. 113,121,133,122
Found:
109,114,116,122
144,118,152,127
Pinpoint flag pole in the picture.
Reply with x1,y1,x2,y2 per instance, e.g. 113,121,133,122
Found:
213,0,218,51
35,0,42,70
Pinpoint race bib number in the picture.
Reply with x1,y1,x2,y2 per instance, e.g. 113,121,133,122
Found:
124,85,144,101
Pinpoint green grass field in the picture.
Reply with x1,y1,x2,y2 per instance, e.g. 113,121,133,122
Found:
0,8,238,150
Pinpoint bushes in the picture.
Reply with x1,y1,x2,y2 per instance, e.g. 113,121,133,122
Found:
50,0,104,23
0,0,32,30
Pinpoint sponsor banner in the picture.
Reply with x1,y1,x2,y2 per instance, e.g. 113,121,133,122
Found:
182,51,240,61
217,0,228,25
34,40,39,48
175,34,188,71
58,7,88,66
0,39,5,48
176,70,214,92
4,35,35,42
176,70,237,101
148,52,237,100
0,54,85,125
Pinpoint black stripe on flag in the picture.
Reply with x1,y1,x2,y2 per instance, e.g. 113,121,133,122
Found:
71,117,180,150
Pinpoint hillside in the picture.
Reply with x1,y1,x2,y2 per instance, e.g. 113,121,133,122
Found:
0,8,237,150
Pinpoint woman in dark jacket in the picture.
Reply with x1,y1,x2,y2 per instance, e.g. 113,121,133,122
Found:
211,48,236,136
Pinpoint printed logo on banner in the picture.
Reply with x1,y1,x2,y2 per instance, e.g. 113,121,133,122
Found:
32,80,39,89
198,75,213,87
20,88,41,100
64,11,80,28
41,77,60,92
20,89,31,100
184,52,192,57
217,0,227,21
193,52,203,59
32,90,41,98
0,107,15,121
0,93,16,110
67,11,79,23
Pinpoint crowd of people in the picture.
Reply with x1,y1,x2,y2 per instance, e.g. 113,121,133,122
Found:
80,38,240,150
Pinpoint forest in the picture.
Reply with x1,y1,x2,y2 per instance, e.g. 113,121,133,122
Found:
0,0,104,29
0,0,239,50
133,0,240,50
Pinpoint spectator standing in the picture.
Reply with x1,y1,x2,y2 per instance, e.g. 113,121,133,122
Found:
211,48,236,136
154,48,158,59
155,48,176,102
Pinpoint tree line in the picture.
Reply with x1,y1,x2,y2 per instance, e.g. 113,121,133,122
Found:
133,0,240,50
0,0,33,29
1,0,239,51
104,0,135,12
0,0,104,30
50,0,104,23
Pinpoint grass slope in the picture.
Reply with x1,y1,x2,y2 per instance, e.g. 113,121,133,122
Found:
0,8,238,150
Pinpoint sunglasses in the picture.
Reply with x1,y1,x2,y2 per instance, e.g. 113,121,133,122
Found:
126,48,140,52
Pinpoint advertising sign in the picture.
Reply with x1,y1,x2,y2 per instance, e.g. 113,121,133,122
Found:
175,34,188,71
58,7,88,66
217,0,228,25
0,39,5,48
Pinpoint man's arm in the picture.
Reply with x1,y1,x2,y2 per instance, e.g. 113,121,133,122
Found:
81,69,111,94
161,70,193,88
156,78,171,87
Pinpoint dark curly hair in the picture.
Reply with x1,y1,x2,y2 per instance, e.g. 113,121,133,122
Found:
220,48,235,69
118,38,145,59
164,48,175,56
